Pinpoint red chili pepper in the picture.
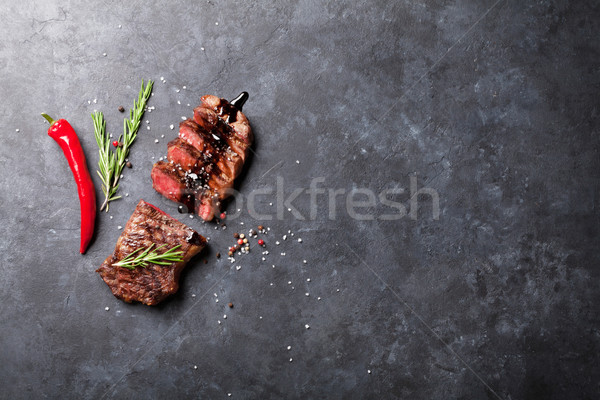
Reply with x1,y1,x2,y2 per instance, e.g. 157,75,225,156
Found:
42,113,97,254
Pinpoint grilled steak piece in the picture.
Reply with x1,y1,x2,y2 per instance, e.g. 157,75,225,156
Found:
96,200,206,305
151,92,253,221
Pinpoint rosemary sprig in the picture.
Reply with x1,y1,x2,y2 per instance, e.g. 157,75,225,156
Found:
113,244,184,270
93,79,154,211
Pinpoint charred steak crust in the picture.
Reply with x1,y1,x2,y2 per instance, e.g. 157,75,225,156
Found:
151,94,253,221
96,200,206,305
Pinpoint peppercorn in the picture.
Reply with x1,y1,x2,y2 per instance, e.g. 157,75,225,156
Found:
233,232,239,239
112,140,121,147
258,239,265,246
228,251,233,257
228,302,233,308
220,212,226,219
237,239,244,245
126,161,132,168
250,229,257,236
216,252,221,259
239,233,245,239
243,238,248,244
118,106,125,112
258,225,264,231
203,259,208,264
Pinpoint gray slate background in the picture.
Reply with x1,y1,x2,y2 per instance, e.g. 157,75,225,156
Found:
1,0,599,399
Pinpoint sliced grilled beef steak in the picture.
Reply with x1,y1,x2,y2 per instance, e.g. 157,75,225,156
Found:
151,92,252,221
96,200,206,305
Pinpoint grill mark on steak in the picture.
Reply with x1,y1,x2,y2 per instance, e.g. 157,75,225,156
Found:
96,200,206,305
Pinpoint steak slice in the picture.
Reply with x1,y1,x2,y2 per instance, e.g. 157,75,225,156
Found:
151,161,198,211
96,200,206,305
151,92,253,221
177,120,242,178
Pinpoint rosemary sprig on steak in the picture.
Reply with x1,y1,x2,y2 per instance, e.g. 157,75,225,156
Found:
93,79,154,211
113,243,184,270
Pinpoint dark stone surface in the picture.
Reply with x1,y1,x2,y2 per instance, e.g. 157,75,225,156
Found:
1,0,599,398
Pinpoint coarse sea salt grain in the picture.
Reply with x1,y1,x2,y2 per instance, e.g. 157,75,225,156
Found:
170,124,174,130
105,307,110,311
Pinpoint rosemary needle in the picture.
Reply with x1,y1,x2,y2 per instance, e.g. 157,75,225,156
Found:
93,79,154,212
113,244,184,270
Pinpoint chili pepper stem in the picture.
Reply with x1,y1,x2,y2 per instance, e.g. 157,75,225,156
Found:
41,113,55,125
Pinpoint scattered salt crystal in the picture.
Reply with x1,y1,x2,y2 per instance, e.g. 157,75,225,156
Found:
176,89,180,93
298,238,302,243
154,139,159,143
236,265,241,271
181,116,186,120
317,297,321,300
306,278,311,282
15,129,19,132
191,294,196,298
193,365,197,370
288,281,291,285
105,307,110,311
281,252,286,256
223,314,227,319
161,134,165,138
177,100,181,104
109,216,113,219
368,370,371,374
287,345,291,350
218,320,221,324
102,53,107,57
189,215,194,219
305,293,309,296
215,22,219,25
117,226,122,230
303,260,307,264
201,47,205,51
170,124,174,130
289,358,293,362
283,235,287,240
118,24,121,28
183,86,187,89
160,76,164,80
125,193,129,197
336,289,340,292
305,324,310,329
296,160,300,164
93,98,97,103
276,241,280,245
